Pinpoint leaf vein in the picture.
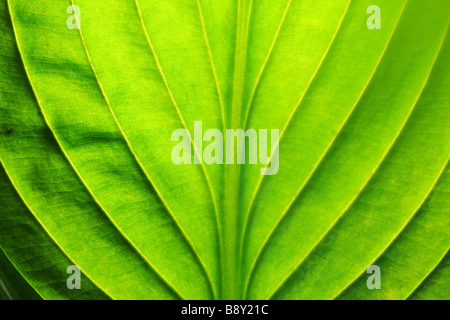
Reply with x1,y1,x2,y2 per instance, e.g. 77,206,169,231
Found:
266,15,448,300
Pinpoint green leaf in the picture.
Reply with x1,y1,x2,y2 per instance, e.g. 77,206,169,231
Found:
0,0,449,300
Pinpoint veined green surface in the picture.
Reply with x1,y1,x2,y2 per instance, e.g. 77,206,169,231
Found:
0,0,449,300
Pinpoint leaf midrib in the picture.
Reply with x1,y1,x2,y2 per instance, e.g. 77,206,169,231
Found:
222,0,253,300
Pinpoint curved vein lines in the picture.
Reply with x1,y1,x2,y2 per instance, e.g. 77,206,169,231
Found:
243,0,352,220
0,159,113,299
266,18,448,300
241,0,352,258
132,3,221,296
241,0,293,131
245,0,407,295
404,247,450,300
196,0,226,134
133,0,220,298
222,0,254,299
131,0,220,240
196,0,225,275
71,0,216,299
8,0,184,300
238,0,293,292
333,155,450,299
241,0,353,297
231,0,253,127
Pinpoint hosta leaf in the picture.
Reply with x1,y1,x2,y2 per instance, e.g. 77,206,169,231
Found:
0,0,449,300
